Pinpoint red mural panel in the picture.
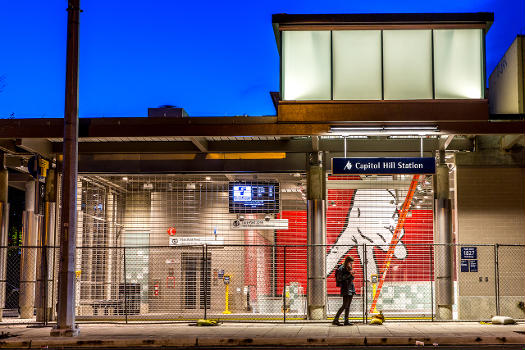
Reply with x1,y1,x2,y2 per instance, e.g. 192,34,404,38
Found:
275,187,433,296
275,211,306,295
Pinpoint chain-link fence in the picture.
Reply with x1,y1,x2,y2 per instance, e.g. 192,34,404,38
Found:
1,243,523,324
1,246,58,324
496,244,525,320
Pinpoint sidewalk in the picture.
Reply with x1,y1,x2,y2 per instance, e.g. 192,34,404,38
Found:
0,321,523,348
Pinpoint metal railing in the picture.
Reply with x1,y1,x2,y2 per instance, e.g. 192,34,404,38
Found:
0,243,523,324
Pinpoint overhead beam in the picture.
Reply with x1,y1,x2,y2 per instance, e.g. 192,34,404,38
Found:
75,149,448,173
0,118,524,138
4,155,26,169
190,137,208,153
7,170,34,191
54,141,198,154
16,139,53,158
455,149,525,167
7,171,34,182
78,153,307,173
501,134,525,151
53,137,473,154
278,100,490,122
0,140,17,154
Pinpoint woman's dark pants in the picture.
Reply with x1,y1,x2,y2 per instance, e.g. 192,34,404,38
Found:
334,295,353,322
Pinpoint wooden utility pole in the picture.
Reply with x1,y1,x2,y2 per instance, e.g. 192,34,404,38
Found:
51,0,80,337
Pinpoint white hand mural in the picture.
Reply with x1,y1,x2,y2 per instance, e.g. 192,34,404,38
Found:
326,189,408,279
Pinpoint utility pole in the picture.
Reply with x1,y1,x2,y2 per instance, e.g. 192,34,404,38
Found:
51,0,80,337
0,155,8,323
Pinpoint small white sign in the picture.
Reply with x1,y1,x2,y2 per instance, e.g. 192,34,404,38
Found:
169,236,224,246
230,219,288,230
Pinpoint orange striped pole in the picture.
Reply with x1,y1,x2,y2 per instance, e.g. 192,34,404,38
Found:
369,174,420,313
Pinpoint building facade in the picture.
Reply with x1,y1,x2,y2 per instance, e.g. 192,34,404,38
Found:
0,13,523,323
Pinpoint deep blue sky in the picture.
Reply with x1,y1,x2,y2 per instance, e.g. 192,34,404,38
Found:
1,1,524,118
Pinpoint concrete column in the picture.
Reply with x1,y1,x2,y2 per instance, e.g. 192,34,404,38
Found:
0,164,8,322
434,150,454,320
36,169,56,322
20,180,38,319
306,152,327,320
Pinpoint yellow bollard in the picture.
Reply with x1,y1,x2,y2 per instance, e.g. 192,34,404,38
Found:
223,274,232,314
371,274,378,313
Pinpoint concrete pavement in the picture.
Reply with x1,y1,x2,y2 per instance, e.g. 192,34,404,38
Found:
0,321,523,349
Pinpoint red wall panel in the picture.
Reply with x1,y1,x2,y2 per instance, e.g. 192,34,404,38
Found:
275,188,433,296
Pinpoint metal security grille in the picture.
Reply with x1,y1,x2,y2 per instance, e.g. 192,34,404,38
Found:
14,172,515,324
3,174,524,324
74,174,307,321
71,173,438,321
326,174,434,320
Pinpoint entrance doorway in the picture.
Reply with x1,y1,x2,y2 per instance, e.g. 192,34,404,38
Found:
182,252,211,310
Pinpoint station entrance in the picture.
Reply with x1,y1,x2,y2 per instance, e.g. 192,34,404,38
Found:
71,171,436,321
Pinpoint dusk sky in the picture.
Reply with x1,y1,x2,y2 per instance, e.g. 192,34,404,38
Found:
1,1,524,118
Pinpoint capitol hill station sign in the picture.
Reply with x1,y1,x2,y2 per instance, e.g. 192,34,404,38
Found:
332,157,436,175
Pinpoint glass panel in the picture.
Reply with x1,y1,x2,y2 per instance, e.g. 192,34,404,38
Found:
333,30,382,100
434,29,483,99
282,30,331,100
383,30,433,100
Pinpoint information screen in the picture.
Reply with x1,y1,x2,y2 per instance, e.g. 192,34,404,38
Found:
229,182,279,213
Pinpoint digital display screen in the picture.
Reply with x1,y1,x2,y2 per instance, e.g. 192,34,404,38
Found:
229,182,279,213
233,186,253,202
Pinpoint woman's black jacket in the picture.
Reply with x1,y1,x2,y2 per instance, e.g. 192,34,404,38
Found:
336,264,356,296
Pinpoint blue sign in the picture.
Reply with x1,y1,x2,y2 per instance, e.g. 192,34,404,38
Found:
469,260,478,272
332,157,435,175
461,247,477,260
460,260,469,272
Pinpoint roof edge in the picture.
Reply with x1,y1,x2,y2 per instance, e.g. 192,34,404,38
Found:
272,12,494,26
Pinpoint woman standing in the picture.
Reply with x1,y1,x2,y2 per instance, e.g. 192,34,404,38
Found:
332,256,355,326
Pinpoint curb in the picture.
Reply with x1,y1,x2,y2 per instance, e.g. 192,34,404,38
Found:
1,335,524,348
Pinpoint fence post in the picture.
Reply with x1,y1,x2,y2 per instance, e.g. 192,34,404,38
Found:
363,244,367,324
272,245,276,297
204,244,208,320
430,244,434,322
283,246,286,323
42,242,48,325
123,246,128,324
494,244,500,316
51,245,57,322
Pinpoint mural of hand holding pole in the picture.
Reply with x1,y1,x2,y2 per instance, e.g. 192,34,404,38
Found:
326,175,420,312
